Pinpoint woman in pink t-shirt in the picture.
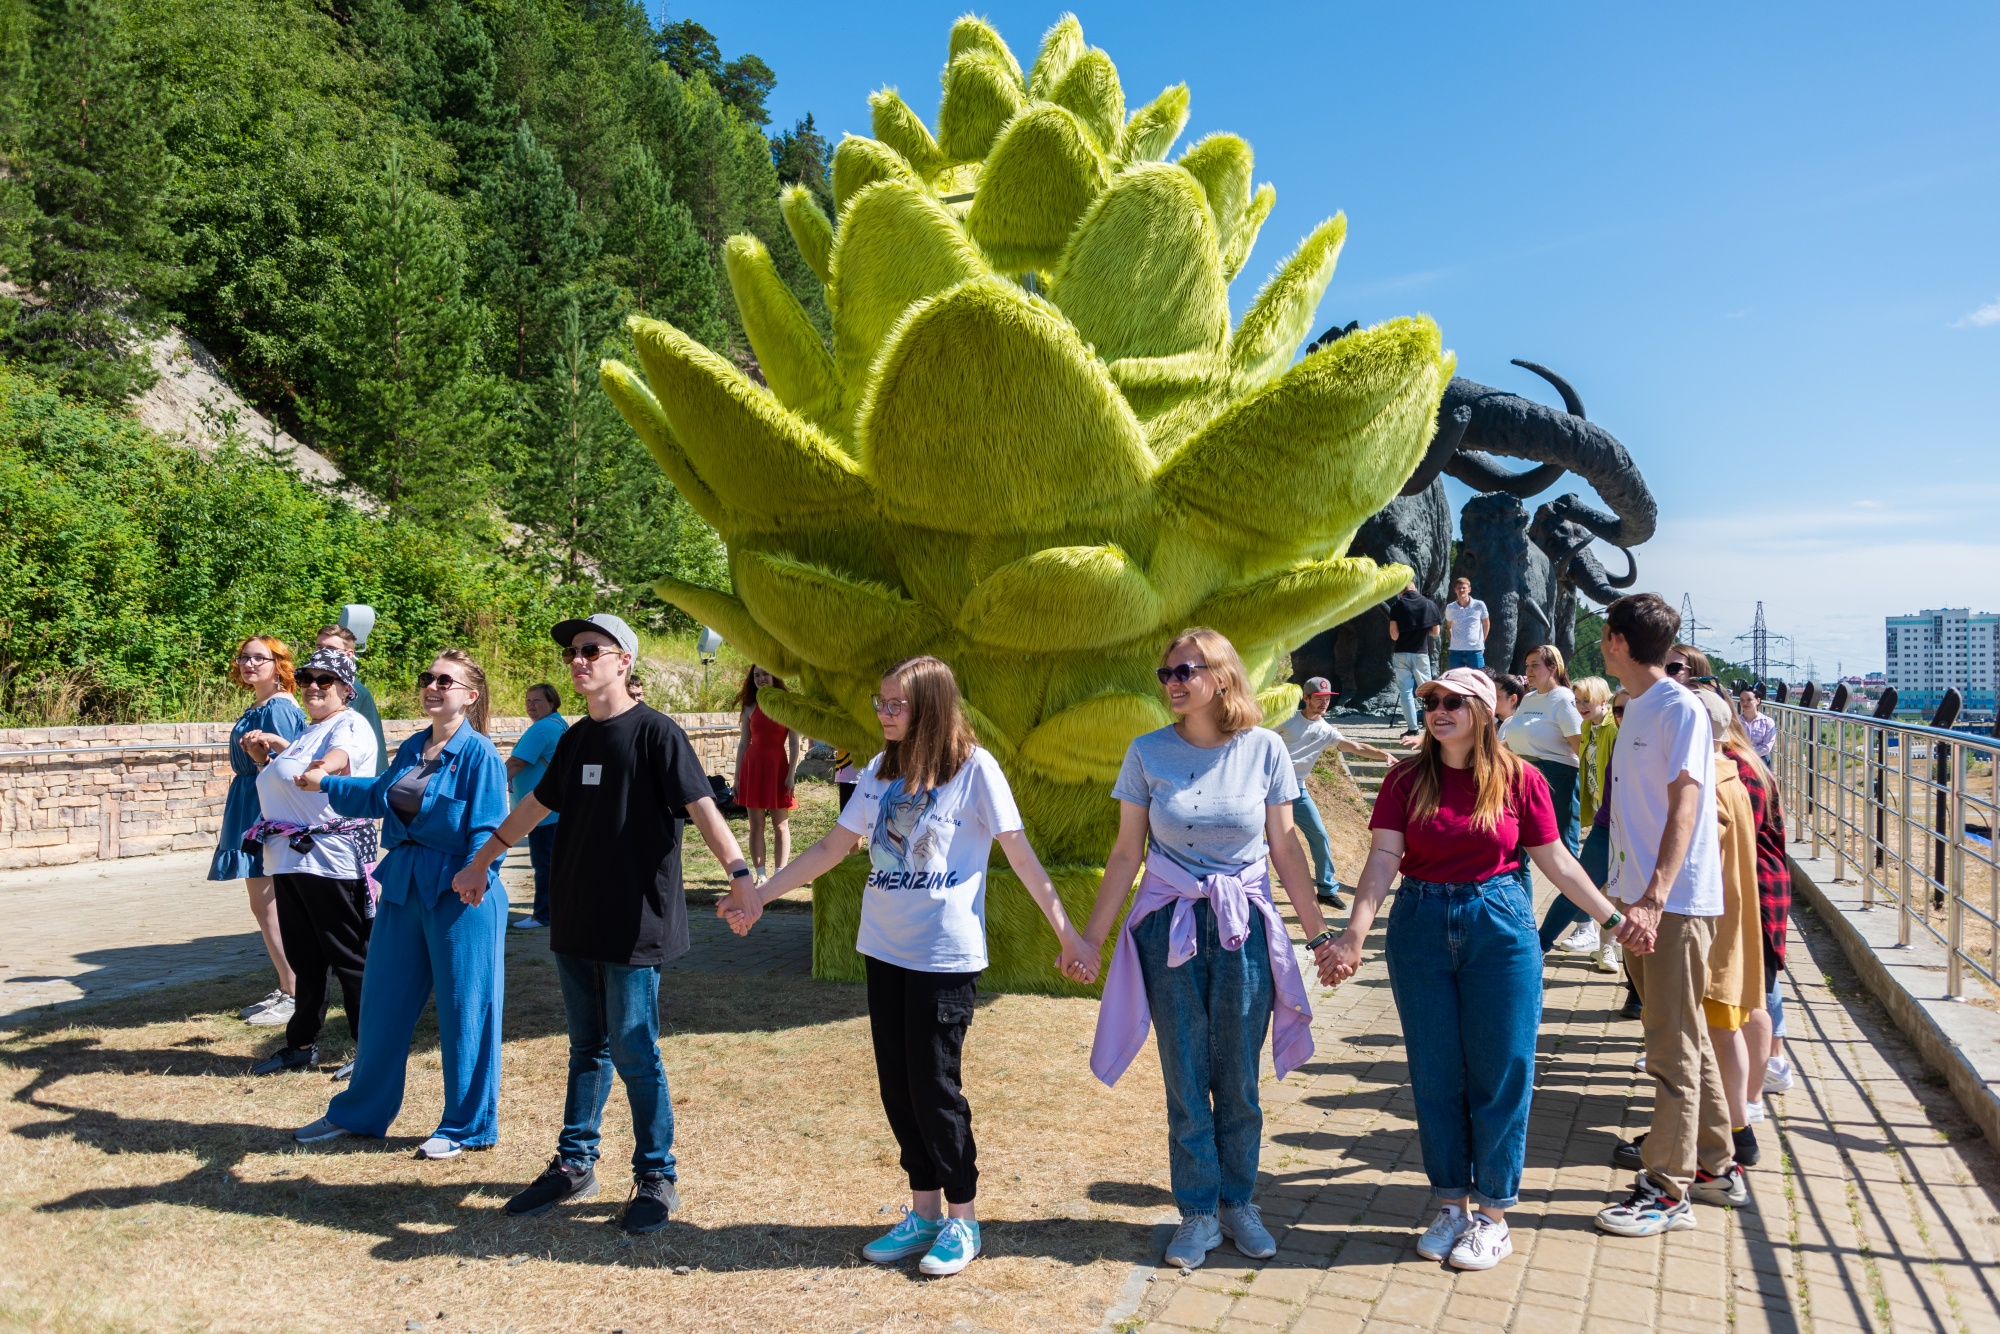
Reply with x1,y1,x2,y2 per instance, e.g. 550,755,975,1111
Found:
1324,668,1630,1273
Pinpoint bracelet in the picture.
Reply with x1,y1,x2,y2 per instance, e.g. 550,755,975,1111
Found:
1601,909,1624,931
1305,928,1338,951
489,832,514,851
730,865,753,880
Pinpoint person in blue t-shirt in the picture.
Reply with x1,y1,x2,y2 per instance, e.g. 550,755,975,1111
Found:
507,683,568,929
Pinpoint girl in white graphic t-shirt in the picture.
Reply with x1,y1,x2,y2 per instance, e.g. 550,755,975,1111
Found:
721,656,1093,1278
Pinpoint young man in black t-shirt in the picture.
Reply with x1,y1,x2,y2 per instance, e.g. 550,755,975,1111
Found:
454,613,754,1234
1387,580,1443,737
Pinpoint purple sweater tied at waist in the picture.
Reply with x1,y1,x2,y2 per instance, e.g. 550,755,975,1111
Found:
1089,854,1315,1087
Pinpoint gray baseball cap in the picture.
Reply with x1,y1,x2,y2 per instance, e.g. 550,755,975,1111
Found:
551,613,638,656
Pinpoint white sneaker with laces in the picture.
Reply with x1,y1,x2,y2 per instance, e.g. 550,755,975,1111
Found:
1595,935,1622,973
239,989,287,1020
1162,1213,1221,1269
1415,1204,1470,1261
246,995,295,1027
1558,922,1600,954
1764,1055,1796,1094
1449,1214,1513,1270
1218,1202,1275,1259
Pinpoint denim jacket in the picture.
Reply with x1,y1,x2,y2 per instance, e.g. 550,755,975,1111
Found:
321,723,508,907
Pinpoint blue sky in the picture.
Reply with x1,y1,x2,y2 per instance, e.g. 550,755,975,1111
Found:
670,2,1999,676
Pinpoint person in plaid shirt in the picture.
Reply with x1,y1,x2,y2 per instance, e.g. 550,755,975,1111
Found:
1729,745,1792,1122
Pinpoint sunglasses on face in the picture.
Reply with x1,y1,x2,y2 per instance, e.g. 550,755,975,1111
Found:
298,673,344,690
1665,662,1689,676
1155,663,1211,685
1612,706,1626,718
872,695,910,716
1427,692,1471,713
561,642,620,663
417,671,470,691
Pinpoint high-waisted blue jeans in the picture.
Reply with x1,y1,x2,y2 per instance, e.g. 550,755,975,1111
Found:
1385,870,1542,1210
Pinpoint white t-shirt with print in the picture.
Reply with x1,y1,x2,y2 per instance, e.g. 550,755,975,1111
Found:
1273,712,1344,779
1604,679,1723,916
1505,686,1584,767
254,709,380,879
837,746,1023,973
1444,599,1489,650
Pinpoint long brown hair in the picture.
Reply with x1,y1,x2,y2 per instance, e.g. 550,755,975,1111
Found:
1162,627,1263,735
736,664,786,711
875,655,975,793
229,635,296,693
434,648,490,736
1391,696,1523,833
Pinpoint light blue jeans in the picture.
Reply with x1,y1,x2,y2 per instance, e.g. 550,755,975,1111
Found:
1391,651,1432,732
1385,870,1542,1210
555,954,676,1178
1292,794,1338,896
1133,899,1274,1217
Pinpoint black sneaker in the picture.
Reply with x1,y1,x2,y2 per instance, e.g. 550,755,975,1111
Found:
1612,1132,1647,1171
1733,1124,1761,1168
616,1171,679,1235
1619,992,1643,1021
504,1155,598,1217
250,1045,317,1076
1317,886,1347,911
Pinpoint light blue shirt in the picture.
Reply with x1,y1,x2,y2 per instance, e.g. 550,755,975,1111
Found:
1112,725,1298,878
509,712,567,827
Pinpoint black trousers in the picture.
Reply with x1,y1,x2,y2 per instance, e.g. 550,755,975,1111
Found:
865,956,979,1202
273,872,372,1052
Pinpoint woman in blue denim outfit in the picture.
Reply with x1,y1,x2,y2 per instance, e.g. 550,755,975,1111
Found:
1081,628,1341,1273
289,649,511,1159
1324,667,1629,1272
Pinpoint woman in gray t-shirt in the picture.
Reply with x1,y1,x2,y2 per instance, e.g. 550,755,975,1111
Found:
1079,628,1340,1273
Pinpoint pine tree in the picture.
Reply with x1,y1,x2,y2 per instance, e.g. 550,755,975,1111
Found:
768,112,832,218
379,0,517,190
473,121,598,381
602,144,724,348
306,151,506,529
0,0,182,403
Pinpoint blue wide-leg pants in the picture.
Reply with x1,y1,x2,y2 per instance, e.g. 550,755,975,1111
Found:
326,887,507,1146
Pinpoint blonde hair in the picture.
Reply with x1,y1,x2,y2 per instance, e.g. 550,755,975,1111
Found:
876,656,976,793
1525,643,1570,686
1393,696,1523,833
433,648,490,735
1162,627,1262,736
1573,675,1612,709
229,636,295,693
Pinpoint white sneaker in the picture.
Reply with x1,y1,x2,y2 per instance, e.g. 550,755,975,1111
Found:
415,1135,463,1160
1764,1056,1796,1095
246,995,295,1027
1633,1053,1648,1072
1449,1214,1513,1270
1595,936,1622,973
1745,1099,1766,1125
509,915,546,931
1559,922,1600,954
239,989,287,1020
1416,1204,1471,1261
1162,1213,1222,1269
753,866,767,887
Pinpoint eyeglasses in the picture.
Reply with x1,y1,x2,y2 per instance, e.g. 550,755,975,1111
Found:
872,695,910,716
1612,706,1627,718
1426,692,1471,712
561,643,621,662
234,654,274,667
418,671,470,691
1155,663,1211,685
298,673,344,689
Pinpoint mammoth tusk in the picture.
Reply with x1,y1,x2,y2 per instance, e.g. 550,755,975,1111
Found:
1510,359,1586,419
1445,450,1567,498
1401,404,1472,497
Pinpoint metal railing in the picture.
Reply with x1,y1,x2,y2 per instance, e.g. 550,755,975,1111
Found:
0,722,740,765
1767,700,1999,1000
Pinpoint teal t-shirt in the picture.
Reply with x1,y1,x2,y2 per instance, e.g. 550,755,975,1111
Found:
510,712,567,827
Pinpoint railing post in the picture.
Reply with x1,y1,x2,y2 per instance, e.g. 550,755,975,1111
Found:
1948,742,1967,1000
1835,717,1850,882
1899,750,1914,947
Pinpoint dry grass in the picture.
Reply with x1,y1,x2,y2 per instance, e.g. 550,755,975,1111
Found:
0,934,1172,1332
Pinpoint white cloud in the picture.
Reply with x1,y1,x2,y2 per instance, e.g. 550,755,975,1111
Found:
1953,296,2000,328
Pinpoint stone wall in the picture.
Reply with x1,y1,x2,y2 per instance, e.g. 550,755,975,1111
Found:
0,711,741,871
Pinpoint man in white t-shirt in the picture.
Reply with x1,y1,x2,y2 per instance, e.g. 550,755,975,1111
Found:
1443,577,1491,670
1271,679,1393,909
1594,595,1740,1241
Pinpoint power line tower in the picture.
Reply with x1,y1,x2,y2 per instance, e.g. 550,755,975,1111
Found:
1678,593,1709,649
1751,601,1768,681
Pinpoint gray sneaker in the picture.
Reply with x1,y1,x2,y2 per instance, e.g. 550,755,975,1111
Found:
294,1116,349,1145
1416,1204,1471,1261
239,989,287,1020
1163,1213,1222,1269
246,995,295,1027
1219,1202,1276,1259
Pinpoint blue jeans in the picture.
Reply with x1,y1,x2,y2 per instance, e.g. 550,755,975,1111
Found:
1385,871,1542,1210
1292,795,1339,896
554,953,676,1177
527,824,556,923
1391,652,1432,732
1448,649,1485,670
1133,899,1274,1217
1538,820,1609,952
1530,758,1582,856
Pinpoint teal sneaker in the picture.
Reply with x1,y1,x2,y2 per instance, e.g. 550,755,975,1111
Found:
918,1217,981,1277
861,1207,943,1264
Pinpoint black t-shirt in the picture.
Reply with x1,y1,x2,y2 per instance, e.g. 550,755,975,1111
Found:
1388,589,1441,645
534,703,713,966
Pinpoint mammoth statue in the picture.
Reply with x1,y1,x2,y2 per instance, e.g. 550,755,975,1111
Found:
1295,338,1655,705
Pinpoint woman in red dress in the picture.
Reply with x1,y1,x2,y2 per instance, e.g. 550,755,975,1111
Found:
734,666,801,881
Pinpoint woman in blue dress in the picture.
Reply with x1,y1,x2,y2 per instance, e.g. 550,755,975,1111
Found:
289,648,511,1160
209,635,306,1026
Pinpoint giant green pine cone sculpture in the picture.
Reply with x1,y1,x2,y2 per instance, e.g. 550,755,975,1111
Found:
603,13,1453,867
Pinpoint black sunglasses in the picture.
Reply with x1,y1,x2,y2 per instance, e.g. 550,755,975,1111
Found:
1665,662,1689,676
1427,692,1471,712
561,643,620,662
298,672,345,689
1156,663,1211,685
418,671,470,691
1612,705,1627,717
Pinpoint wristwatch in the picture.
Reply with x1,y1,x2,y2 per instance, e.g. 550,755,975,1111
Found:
729,865,753,881
1305,928,1337,951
